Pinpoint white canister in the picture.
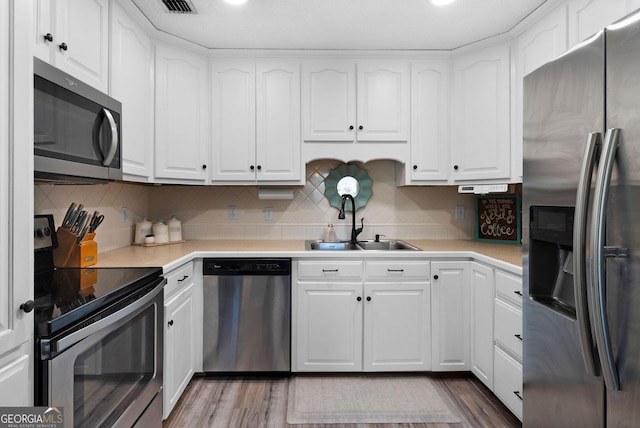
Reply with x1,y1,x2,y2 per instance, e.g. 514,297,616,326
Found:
134,217,153,244
152,219,169,244
168,215,182,242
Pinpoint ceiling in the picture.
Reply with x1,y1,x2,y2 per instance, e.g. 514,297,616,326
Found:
131,0,550,50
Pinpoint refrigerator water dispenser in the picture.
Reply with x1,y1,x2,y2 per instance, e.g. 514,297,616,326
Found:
529,205,577,318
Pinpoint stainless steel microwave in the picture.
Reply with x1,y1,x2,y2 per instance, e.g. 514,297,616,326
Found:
34,58,122,183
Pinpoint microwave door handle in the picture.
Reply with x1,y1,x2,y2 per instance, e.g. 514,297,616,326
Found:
100,108,119,166
590,128,621,391
574,131,601,377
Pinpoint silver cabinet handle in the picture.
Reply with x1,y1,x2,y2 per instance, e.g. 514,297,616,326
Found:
590,128,621,391
574,132,601,376
94,108,119,166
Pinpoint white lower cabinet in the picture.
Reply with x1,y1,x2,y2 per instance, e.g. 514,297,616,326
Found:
294,259,430,372
430,261,470,371
493,269,523,421
296,281,363,371
494,346,523,420
163,262,200,420
470,261,495,389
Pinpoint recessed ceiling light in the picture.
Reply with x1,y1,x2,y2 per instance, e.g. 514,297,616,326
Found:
430,0,456,5
224,0,247,4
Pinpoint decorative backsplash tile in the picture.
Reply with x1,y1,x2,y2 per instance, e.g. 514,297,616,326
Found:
34,160,477,252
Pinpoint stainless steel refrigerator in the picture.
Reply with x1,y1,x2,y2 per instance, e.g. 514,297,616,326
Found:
523,10,640,427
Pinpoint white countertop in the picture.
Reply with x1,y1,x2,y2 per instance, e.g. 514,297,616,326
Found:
95,239,522,274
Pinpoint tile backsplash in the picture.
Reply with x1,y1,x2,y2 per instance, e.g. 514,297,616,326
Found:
35,160,478,252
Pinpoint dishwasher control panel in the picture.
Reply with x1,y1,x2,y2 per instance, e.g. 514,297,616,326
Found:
203,258,291,275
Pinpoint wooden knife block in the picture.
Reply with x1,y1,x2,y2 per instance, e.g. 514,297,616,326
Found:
53,227,98,268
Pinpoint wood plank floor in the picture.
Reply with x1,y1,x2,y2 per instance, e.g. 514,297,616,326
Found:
164,373,521,428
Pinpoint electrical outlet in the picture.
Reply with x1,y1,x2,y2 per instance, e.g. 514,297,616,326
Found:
455,205,465,220
228,205,237,220
264,207,273,221
121,207,128,222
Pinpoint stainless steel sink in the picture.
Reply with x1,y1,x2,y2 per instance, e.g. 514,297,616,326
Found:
306,240,359,250
357,240,421,251
305,239,420,251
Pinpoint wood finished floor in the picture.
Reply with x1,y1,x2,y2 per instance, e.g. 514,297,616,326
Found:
163,373,521,428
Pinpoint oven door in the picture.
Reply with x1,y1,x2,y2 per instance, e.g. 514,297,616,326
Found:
46,280,164,428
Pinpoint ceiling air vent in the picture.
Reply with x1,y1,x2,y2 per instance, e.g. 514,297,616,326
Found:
162,0,197,13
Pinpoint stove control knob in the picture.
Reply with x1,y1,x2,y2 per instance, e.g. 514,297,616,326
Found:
20,300,35,313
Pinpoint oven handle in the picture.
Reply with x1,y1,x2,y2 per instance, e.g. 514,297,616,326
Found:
53,278,165,354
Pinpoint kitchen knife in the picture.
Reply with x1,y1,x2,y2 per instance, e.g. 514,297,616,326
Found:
75,211,89,234
62,203,76,229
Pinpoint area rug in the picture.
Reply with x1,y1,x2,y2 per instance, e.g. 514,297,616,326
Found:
286,374,462,424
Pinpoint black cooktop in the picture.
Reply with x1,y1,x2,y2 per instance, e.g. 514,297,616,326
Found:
34,267,162,337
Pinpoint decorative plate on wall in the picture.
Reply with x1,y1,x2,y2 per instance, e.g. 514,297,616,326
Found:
324,163,373,212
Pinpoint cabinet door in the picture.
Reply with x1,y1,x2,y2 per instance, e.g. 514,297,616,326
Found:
302,61,356,142
164,283,195,419
211,61,256,182
410,60,450,182
1,0,33,405
452,43,511,182
33,0,56,62
356,61,410,142
155,43,209,182
256,62,302,182
470,261,495,389
296,282,363,371
56,0,109,92
363,282,430,371
431,261,470,371
110,3,154,181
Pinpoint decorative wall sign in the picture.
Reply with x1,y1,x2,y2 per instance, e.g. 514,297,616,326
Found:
475,195,521,244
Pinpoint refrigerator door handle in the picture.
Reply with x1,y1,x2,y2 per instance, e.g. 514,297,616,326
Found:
574,132,601,376
590,127,621,391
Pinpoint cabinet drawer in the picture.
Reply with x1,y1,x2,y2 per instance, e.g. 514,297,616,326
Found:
164,262,194,298
365,260,429,280
494,299,523,359
298,260,363,280
495,270,522,307
494,346,523,421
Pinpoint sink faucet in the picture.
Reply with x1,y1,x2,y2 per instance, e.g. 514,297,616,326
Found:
338,194,363,244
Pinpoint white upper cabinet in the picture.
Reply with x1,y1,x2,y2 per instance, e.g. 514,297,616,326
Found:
33,0,109,92
211,61,302,184
110,2,154,182
356,61,410,142
302,60,409,163
154,43,209,183
255,62,302,183
211,61,256,182
302,61,356,142
513,5,568,182
404,59,451,183
452,43,511,182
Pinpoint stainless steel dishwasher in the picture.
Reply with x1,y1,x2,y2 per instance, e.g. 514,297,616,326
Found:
202,258,291,373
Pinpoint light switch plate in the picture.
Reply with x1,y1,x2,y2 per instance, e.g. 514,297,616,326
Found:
455,205,465,220
265,207,273,221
